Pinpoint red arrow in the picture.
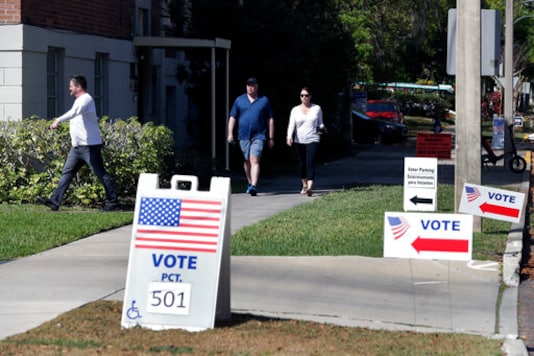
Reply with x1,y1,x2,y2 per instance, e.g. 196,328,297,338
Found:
479,202,519,218
411,236,469,253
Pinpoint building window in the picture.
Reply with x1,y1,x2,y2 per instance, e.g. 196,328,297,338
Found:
151,66,158,115
47,48,63,119
137,8,149,36
94,53,109,117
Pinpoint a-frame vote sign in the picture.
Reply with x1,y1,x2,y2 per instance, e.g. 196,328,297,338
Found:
121,174,231,332
458,183,525,224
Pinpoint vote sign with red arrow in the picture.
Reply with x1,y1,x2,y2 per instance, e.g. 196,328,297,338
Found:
383,212,473,261
458,183,525,224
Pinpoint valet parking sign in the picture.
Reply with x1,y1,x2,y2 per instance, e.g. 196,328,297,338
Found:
403,157,437,212
458,183,525,224
121,174,231,332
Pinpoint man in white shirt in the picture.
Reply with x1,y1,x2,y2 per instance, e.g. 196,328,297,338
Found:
38,75,118,211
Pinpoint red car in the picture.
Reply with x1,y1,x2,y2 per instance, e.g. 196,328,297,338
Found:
366,100,404,124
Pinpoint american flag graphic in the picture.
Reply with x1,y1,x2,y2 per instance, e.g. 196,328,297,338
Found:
465,186,481,203
134,197,222,254
388,216,411,240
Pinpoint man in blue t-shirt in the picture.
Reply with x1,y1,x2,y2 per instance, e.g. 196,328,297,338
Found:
227,78,275,196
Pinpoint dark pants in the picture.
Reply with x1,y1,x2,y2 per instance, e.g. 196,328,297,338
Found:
50,145,117,207
296,142,319,181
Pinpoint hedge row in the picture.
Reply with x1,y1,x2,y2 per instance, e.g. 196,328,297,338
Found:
366,89,454,119
0,117,174,207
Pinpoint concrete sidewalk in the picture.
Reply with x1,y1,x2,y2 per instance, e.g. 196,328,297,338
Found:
0,143,529,354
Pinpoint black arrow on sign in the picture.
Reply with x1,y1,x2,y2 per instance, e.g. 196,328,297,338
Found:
410,196,433,205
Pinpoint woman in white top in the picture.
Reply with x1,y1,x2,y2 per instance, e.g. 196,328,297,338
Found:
286,87,326,196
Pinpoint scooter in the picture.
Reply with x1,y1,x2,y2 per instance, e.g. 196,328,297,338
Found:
481,124,527,173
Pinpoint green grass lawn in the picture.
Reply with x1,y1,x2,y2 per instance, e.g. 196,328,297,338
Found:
406,116,441,135
0,204,133,260
232,184,509,261
0,183,509,355
1,184,510,263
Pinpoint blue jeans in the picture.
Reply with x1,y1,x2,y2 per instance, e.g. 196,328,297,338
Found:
50,145,117,207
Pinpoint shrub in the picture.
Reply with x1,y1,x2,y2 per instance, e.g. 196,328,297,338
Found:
0,118,68,203
0,117,174,207
100,118,174,201
362,86,454,120
393,92,453,119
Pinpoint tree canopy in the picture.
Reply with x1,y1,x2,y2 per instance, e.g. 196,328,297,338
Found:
162,0,534,157
165,1,461,104
486,0,534,79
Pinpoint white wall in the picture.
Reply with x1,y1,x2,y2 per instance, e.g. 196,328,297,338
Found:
0,23,195,151
0,24,137,120
0,24,23,120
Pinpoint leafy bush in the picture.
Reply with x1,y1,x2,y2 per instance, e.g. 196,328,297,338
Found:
100,118,174,200
0,118,67,204
393,92,453,119
358,87,454,119
0,117,174,206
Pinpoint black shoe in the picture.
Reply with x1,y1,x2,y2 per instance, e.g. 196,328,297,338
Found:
100,203,118,212
37,197,59,211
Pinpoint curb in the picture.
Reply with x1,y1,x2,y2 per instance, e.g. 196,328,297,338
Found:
501,170,530,355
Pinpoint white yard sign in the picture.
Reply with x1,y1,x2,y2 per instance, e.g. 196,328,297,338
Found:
403,157,438,212
458,183,525,224
384,212,473,261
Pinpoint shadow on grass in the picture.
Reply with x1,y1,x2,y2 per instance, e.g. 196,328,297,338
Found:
215,313,285,328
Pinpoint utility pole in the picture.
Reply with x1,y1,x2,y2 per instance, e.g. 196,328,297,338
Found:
455,1,482,232
504,0,514,159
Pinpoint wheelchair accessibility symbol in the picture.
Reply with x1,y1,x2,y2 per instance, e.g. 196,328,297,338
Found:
126,300,142,320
